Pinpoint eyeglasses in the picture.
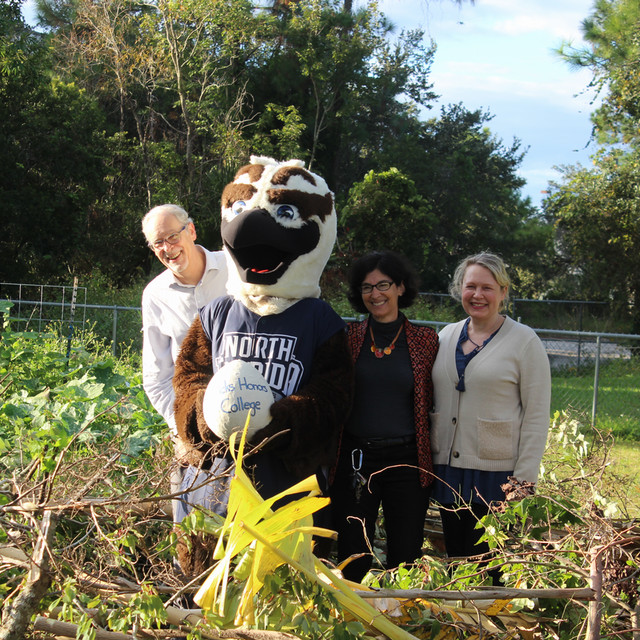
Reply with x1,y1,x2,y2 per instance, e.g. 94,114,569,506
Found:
148,225,186,250
359,280,394,294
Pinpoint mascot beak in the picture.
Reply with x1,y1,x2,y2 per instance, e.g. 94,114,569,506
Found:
222,208,321,285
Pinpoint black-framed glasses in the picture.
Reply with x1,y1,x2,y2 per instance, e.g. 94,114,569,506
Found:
148,225,186,250
359,280,394,294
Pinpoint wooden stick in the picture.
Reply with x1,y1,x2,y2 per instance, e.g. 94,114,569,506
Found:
586,546,604,640
0,511,59,640
0,546,29,566
34,615,303,639
354,587,595,601
33,617,133,640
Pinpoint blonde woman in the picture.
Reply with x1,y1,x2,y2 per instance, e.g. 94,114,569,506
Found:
430,252,551,574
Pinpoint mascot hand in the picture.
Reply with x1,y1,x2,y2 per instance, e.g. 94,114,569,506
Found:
195,388,224,446
174,389,225,467
248,401,292,452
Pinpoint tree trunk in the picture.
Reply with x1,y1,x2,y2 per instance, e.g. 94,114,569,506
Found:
0,511,58,640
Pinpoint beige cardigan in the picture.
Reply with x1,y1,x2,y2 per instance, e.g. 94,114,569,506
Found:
430,316,551,483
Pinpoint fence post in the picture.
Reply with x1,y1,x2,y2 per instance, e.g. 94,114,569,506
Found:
65,277,79,363
112,307,118,356
591,336,601,427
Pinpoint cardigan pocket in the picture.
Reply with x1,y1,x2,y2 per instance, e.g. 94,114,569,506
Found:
429,411,441,453
477,418,513,460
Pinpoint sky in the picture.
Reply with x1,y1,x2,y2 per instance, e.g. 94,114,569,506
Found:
22,0,598,209
374,0,599,208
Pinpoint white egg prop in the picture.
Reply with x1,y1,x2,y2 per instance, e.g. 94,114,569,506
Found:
202,360,274,441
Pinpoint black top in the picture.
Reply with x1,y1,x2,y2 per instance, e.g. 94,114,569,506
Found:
346,315,415,439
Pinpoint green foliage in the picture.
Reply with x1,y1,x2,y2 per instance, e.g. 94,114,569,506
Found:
110,584,168,631
0,5,108,283
339,167,436,280
0,312,162,480
559,0,640,147
255,565,365,639
1,321,639,639
1,0,556,298
549,1,640,327
414,104,547,290
361,410,639,640
250,103,306,160
0,314,181,636
544,148,640,330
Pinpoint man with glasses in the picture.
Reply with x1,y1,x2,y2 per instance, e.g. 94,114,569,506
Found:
141,204,228,519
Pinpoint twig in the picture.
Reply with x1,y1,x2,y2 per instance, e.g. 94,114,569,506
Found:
45,400,127,504
0,445,123,639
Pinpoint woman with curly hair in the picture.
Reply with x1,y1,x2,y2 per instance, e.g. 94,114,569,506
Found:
330,250,439,582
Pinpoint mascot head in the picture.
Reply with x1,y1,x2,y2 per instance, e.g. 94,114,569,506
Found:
221,156,336,311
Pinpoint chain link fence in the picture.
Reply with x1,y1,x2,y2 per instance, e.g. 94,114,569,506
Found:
1,282,141,354
537,329,640,435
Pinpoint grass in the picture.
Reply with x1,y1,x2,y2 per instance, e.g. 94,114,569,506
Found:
602,440,640,517
551,360,640,440
608,440,640,487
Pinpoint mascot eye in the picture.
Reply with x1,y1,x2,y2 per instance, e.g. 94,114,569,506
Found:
231,200,247,216
276,204,298,220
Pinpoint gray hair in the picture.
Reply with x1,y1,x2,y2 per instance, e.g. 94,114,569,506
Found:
449,252,510,309
141,204,193,241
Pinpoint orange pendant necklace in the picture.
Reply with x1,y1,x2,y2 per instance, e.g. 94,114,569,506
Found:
370,324,404,358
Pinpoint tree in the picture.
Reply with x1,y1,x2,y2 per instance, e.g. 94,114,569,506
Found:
245,1,437,194
549,0,640,328
339,168,436,284
41,0,255,207
544,148,640,330
559,0,640,147
380,104,544,291
0,1,108,283
11,0,545,289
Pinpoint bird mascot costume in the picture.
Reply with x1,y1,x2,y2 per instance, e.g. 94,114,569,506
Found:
172,156,353,574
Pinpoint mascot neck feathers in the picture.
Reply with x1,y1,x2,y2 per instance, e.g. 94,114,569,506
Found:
221,156,336,315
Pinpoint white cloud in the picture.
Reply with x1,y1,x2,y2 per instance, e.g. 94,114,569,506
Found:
434,61,594,112
22,0,38,25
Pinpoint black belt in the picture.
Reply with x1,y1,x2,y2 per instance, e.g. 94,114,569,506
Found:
346,434,416,450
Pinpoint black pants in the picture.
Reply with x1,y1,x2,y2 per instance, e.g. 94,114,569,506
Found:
439,503,501,585
439,502,490,558
330,437,430,582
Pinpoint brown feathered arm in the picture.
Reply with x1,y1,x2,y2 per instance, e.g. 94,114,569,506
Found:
249,329,353,479
173,317,221,465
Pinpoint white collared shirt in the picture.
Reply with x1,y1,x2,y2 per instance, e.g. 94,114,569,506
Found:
142,247,228,432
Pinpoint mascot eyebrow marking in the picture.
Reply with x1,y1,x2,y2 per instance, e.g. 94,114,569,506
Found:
222,184,256,209
267,189,333,222
271,166,317,187
237,163,265,182
221,164,333,222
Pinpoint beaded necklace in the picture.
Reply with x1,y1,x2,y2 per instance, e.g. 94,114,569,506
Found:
369,323,404,358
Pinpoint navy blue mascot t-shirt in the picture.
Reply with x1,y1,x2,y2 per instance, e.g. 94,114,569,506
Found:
199,296,346,402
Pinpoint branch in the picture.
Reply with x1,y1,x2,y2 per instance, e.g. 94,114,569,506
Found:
34,615,303,639
353,586,595,602
586,546,604,640
0,510,58,640
34,616,134,640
